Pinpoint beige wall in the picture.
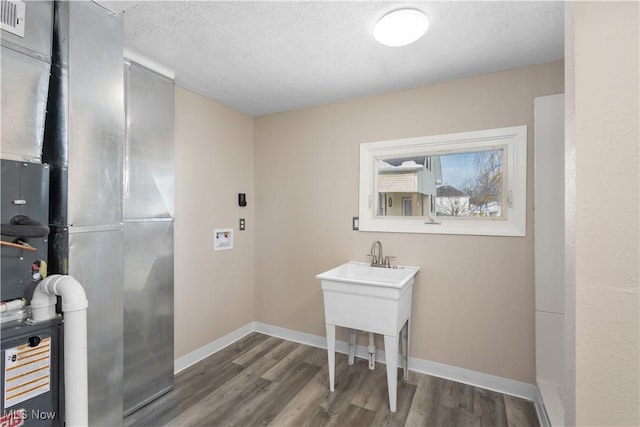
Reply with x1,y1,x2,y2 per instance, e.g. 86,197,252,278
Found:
254,61,564,383
174,87,254,358
569,2,639,425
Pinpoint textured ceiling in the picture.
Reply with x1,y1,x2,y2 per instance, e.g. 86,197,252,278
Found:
122,1,564,117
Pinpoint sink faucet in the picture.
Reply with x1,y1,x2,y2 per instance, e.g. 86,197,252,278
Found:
369,240,385,267
368,240,396,268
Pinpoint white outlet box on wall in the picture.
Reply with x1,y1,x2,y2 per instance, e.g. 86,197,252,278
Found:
214,228,233,251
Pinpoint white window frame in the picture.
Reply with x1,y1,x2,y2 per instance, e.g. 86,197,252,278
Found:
358,125,527,236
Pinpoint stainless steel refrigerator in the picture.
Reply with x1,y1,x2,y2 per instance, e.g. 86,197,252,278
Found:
122,60,175,415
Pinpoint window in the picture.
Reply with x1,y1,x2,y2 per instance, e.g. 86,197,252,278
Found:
358,126,527,236
433,148,503,218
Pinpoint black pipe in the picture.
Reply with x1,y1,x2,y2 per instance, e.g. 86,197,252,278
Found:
42,1,69,275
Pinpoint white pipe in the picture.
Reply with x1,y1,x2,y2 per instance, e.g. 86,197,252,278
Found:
30,287,57,322
31,274,88,427
368,332,376,370
0,298,26,313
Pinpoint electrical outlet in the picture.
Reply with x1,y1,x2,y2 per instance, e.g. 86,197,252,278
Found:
239,218,246,231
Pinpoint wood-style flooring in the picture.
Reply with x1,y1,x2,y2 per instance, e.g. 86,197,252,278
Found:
124,333,540,427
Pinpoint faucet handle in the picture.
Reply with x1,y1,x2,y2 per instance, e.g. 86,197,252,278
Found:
384,256,396,268
367,254,377,265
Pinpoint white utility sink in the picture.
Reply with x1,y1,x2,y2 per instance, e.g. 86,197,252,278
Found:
316,261,419,288
316,261,420,412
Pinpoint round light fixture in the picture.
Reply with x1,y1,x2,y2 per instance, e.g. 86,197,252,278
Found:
374,9,429,47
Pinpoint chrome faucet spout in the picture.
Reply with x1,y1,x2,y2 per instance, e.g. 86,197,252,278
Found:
369,240,384,266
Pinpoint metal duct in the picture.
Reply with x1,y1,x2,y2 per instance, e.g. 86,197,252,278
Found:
122,60,175,416
0,0,53,162
42,2,125,425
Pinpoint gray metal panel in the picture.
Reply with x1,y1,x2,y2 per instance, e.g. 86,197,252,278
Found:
124,62,175,220
11,162,49,298
0,47,50,162
1,320,63,426
0,0,52,61
1,160,49,301
1,161,21,289
19,162,50,226
123,220,174,414
67,2,124,227
69,229,123,427
0,161,21,225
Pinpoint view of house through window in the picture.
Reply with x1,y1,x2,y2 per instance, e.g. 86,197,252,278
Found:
375,148,505,219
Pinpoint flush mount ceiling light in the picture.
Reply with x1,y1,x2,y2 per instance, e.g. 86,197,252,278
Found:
373,9,429,47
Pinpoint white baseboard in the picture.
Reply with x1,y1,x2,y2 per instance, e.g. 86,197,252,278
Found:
175,321,547,426
174,322,256,374
254,322,327,349
408,356,540,400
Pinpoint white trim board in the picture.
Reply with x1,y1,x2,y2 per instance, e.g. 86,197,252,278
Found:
536,380,562,427
174,322,547,425
174,322,255,373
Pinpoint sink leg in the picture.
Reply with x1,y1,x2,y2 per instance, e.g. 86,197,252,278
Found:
383,334,398,412
368,332,376,370
347,328,356,365
326,324,336,392
401,321,409,380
